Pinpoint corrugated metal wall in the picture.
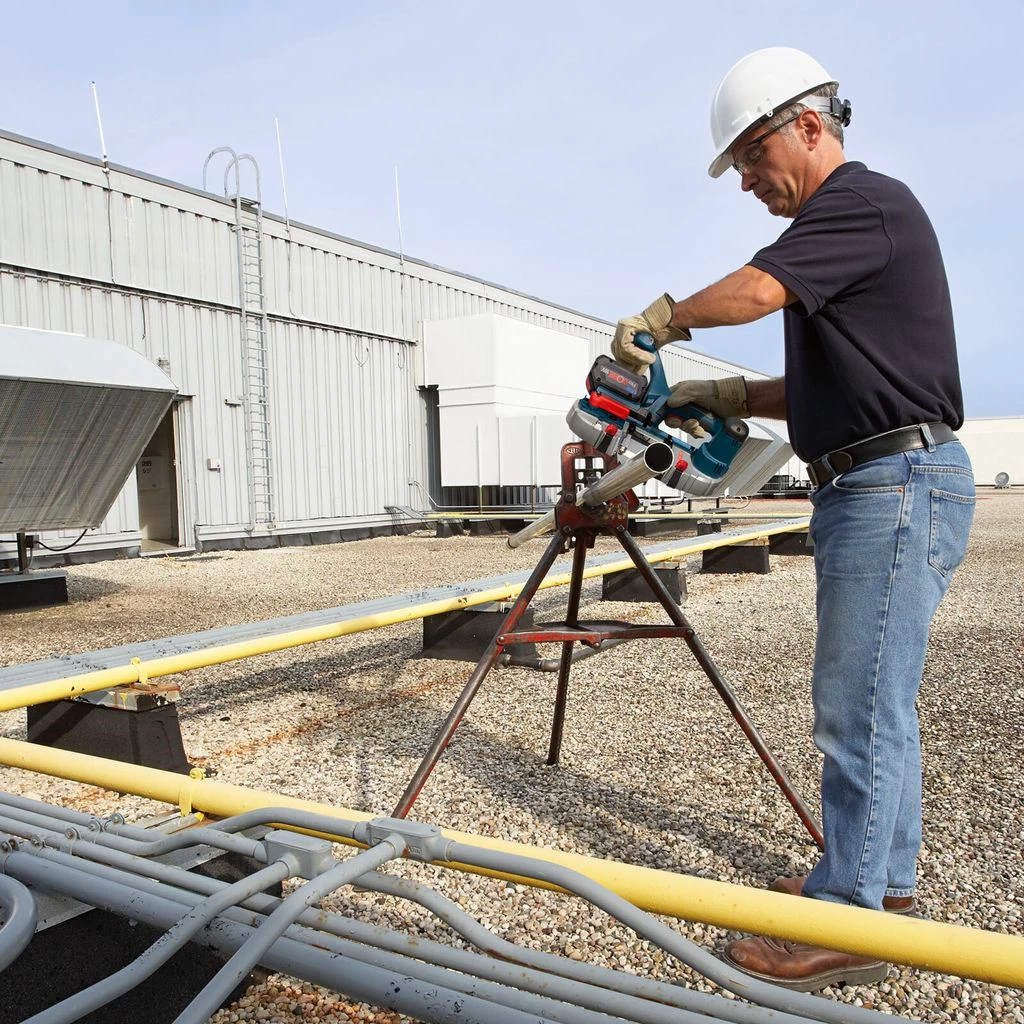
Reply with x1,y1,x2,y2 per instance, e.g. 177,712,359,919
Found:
0,128,777,559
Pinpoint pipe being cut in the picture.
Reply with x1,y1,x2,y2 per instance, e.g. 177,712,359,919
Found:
507,442,673,549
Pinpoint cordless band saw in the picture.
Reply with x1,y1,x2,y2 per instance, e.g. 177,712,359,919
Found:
566,333,749,496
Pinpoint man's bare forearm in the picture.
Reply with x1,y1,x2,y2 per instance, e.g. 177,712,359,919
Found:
668,265,796,329
746,377,787,419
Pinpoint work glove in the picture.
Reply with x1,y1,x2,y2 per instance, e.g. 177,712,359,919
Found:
611,294,692,374
666,376,749,438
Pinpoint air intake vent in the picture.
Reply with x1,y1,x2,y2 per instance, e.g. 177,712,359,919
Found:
0,327,177,532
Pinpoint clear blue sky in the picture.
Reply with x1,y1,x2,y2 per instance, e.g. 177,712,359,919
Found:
1,1,1019,417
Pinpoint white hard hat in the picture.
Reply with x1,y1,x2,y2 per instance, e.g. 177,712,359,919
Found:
708,47,841,178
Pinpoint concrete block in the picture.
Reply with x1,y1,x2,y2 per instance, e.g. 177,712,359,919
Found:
769,531,813,555
467,519,503,536
422,605,538,662
696,518,725,536
602,562,686,604
0,569,69,610
702,536,771,574
27,699,191,774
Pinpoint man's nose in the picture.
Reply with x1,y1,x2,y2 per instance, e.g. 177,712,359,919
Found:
740,170,757,193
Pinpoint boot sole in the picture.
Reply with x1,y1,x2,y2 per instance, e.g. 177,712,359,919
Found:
723,953,889,993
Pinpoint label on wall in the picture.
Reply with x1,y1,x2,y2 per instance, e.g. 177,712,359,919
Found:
137,456,165,490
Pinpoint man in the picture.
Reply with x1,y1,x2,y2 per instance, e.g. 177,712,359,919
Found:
612,47,974,992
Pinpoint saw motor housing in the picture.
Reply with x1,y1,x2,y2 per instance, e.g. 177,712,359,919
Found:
565,334,749,495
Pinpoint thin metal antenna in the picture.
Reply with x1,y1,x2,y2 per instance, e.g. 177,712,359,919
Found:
394,164,405,268
91,81,108,168
274,117,290,229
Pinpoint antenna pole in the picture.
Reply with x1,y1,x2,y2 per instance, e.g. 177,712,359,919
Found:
394,165,405,268
274,117,290,228
91,81,108,168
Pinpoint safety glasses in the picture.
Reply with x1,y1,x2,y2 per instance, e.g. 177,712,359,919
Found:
731,113,802,175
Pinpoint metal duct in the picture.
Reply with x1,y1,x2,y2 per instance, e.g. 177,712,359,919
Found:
0,326,177,532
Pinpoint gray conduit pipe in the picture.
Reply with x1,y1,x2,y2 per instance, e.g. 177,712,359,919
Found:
1,827,797,1024
0,804,265,862
14,819,864,1024
172,835,409,1024
20,857,294,1024
10,840,717,1024
0,872,37,973
362,872,822,1024
1,827,714,1024
3,851,599,1024
447,842,896,1024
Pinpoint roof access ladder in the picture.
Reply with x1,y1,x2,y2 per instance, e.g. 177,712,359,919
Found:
203,148,276,531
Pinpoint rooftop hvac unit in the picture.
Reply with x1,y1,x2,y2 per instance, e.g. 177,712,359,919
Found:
0,326,177,533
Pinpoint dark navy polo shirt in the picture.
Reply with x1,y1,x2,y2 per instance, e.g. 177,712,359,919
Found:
748,161,964,463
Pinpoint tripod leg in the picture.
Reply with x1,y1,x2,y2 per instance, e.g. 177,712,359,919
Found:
391,529,566,819
547,532,589,765
615,526,824,849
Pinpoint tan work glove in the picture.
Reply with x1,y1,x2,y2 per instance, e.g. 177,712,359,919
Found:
666,376,749,438
611,294,692,373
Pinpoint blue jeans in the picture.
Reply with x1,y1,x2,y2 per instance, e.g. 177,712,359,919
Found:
802,439,974,910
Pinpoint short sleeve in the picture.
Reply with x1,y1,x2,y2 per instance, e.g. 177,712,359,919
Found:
748,187,892,316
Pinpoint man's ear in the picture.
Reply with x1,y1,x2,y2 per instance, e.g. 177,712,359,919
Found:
798,110,824,151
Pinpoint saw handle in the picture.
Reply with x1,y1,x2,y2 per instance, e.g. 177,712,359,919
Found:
633,331,748,477
634,330,716,431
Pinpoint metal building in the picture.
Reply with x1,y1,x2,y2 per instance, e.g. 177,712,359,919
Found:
0,128,784,563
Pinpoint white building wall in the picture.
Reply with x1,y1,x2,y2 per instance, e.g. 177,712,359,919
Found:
0,127,794,556
958,418,1023,486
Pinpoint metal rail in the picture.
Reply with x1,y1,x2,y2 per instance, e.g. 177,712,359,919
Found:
0,519,811,711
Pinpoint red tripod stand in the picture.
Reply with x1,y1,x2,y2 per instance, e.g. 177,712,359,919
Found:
392,442,823,850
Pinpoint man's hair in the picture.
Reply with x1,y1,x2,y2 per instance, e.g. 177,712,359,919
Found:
762,83,845,146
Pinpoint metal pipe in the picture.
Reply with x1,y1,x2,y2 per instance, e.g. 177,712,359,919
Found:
21,858,293,1024
3,832,801,1024
0,518,810,713
444,842,892,1024
5,852,565,1024
0,872,37,973
576,442,674,508
508,442,673,549
174,836,407,1024
3,740,1023,986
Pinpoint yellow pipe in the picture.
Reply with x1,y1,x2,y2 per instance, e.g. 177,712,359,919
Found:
429,512,808,520
0,520,808,713
1,737,1021,988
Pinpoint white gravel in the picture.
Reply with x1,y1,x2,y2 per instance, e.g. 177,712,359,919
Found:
1,493,1021,1023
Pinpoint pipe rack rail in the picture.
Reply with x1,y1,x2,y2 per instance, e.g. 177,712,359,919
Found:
0,519,810,712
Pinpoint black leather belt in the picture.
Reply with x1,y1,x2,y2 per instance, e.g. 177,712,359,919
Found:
807,422,957,490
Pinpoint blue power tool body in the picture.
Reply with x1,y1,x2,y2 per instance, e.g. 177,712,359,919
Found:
565,333,748,493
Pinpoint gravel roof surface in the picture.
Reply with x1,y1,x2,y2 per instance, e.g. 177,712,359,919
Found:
1,493,1021,1023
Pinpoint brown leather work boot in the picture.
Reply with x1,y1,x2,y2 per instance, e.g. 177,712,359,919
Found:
724,935,888,992
769,875,917,914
